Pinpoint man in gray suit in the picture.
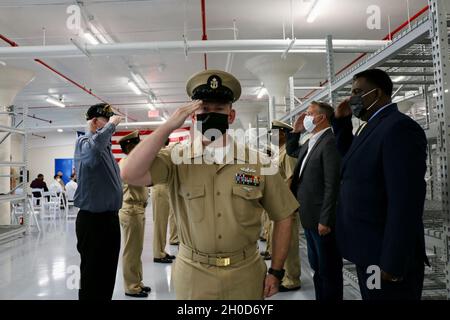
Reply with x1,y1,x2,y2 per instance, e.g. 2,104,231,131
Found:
286,101,343,300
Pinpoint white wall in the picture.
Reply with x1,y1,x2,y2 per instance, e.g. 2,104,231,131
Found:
27,132,77,186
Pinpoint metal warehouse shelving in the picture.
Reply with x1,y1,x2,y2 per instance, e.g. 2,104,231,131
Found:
0,106,30,243
281,0,450,299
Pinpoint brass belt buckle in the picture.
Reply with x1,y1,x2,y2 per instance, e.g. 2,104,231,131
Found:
216,257,230,267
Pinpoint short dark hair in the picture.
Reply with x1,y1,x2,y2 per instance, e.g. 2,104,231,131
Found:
37,174,44,178
311,101,334,122
353,69,393,97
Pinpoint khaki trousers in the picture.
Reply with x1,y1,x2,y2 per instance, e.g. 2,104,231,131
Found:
119,205,146,294
172,248,267,300
152,186,171,258
169,209,179,244
281,213,301,288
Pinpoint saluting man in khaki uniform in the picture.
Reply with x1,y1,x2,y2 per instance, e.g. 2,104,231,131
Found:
270,120,302,292
118,131,151,298
152,140,176,264
121,70,299,300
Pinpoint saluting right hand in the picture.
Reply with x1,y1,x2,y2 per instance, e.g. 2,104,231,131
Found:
165,100,203,131
335,98,352,119
292,112,307,133
109,115,123,126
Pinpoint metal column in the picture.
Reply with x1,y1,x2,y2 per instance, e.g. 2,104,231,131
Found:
428,0,450,299
288,76,295,125
326,35,337,106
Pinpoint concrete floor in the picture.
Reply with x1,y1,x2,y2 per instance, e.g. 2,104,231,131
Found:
0,206,360,300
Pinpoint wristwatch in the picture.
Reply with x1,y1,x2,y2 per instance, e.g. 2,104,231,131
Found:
268,268,285,281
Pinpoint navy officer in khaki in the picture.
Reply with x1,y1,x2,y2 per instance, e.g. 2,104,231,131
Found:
118,131,151,298
121,70,299,299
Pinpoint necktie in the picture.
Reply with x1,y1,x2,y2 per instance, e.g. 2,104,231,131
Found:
355,122,368,136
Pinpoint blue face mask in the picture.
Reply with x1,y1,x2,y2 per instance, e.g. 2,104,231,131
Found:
349,88,379,119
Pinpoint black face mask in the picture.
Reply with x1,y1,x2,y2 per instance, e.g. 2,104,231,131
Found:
196,112,229,141
349,88,379,120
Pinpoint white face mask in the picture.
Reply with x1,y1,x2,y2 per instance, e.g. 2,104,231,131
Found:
303,115,317,133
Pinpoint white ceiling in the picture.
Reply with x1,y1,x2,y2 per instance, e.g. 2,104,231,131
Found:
0,0,428,133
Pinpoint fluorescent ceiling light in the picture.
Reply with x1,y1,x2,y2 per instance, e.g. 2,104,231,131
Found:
392,76,406,83
130,71,146,87
89,23,108,44
83,31,99,45
128,80,142,95
257,88,268,99
46,96,65,108
57,129,63,133
306,0,324,23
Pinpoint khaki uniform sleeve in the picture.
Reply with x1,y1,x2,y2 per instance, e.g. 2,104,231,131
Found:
149,147,175,186
283,154,298,181
118,157,126,170
261,171,299,222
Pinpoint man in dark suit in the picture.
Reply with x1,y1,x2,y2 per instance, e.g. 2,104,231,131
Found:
332,68,428,300
286,101,343,300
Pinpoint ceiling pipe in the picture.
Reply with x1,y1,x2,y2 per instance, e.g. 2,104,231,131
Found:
0,39,389,59
201,0,208,70
0,33,137,121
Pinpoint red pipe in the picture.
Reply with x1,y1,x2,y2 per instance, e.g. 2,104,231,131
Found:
301,4,430,101
0,34,18,47
0,33,136,121
201,0,208,70
34,59,108,104
383,5,429,41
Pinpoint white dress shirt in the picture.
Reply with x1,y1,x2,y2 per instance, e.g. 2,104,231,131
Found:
65,180,78,201
49,180,63,194
299,127,331,177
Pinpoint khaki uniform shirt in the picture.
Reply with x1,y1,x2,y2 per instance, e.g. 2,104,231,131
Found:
120,157,149,208
149,140,299,254
278,144,297,182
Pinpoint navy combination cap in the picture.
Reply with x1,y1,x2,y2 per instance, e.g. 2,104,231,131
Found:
85,103,115,120
186,69,242,103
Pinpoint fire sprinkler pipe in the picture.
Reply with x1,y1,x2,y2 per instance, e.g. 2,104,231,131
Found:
0,39,389,59
0,33,136,121
301,4,430,101
201,0,208,70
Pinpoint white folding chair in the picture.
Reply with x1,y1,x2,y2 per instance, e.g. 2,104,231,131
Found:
11,200,41,232
27,199,41,232
31,188,45,218
66,199,79,220
42,191,61,220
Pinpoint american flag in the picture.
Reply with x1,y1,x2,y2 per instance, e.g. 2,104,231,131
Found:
112,128,191,162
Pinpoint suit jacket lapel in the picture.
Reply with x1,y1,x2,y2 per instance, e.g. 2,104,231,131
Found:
291,141,309,190
343,104,398,167
298,129,331,180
